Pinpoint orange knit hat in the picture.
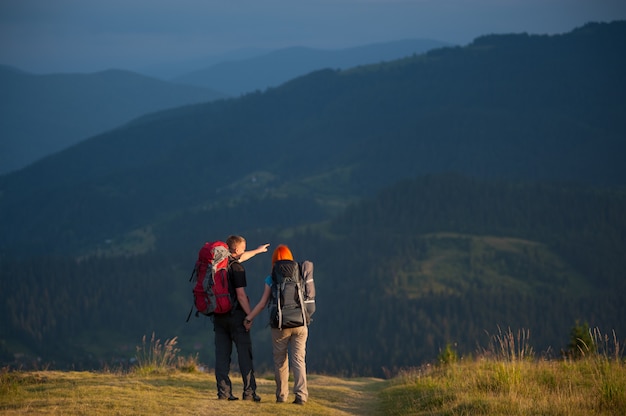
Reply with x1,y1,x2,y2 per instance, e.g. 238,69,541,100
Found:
271,244,293,265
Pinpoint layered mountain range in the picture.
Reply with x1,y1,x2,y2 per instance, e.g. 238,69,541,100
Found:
1,21,624,374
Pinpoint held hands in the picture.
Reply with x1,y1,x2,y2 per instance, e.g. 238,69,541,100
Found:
244,317,253,332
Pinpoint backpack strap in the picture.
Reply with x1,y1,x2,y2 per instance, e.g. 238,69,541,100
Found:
226,257,240,313
186,264,199,322
277,284,283,330
295,280,308,325
188,264,197,282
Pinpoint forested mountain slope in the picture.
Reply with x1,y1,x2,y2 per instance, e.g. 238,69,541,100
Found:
0,21,624,257
2,175,625,374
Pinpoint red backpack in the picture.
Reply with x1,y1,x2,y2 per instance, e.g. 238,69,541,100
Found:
186,241,235,321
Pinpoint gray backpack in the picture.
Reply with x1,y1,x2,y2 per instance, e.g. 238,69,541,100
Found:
269,260,316,329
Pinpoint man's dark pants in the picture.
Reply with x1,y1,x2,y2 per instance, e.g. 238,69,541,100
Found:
213,308,257,399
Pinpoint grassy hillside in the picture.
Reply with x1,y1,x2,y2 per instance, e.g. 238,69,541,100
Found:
2,330,624,415
3,371,383,416
383,233,591,299
381,358,626,415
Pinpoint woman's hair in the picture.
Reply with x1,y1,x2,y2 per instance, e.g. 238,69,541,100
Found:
272,244,293,265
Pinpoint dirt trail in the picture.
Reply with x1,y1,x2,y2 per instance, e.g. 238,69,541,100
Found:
307,375,389,415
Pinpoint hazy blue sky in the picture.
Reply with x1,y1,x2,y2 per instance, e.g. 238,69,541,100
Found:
1,0,625,75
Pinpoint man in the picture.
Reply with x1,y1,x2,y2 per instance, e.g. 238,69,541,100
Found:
213,235,269,401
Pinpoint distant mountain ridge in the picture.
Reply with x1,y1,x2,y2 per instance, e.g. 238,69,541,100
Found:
0,38,448,175
0,68,226,174
172,38,450,95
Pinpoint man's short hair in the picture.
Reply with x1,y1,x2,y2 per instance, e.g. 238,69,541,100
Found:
226,235,246,252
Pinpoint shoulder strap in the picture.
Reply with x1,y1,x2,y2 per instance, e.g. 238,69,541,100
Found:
226,257,236,280
225,256,239,311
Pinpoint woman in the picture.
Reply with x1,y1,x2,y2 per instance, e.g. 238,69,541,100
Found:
245,244,309,405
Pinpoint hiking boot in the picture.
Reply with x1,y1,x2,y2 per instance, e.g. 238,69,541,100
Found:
243,393,261,402
218,394,239,401
293,397,305,405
